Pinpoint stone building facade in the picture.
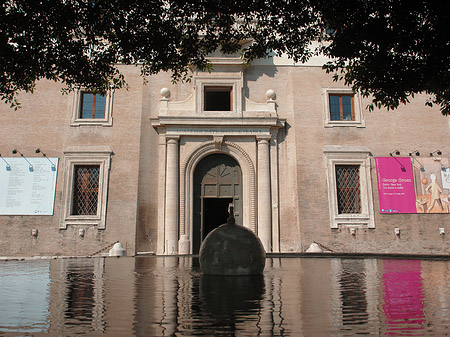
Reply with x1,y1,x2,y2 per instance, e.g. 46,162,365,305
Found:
1,55,449,256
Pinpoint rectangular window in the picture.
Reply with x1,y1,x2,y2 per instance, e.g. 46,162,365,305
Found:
325,146,374,228
71,165,100,215
329,94,354,121
204,86,232,111
71,89,114,126
80,92,106,119
335,165,361,214
61,146,112,229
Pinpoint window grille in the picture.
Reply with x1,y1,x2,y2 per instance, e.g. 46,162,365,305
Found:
72,165,100,215
335,165,361,214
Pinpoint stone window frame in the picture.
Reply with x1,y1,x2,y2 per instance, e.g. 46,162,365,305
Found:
324,146,374,228
194,76,243,115
323,88,365,128
60,146,112,229
70,88,114,126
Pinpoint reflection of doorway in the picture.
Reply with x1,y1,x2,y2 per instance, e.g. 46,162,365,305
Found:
193,154,242,254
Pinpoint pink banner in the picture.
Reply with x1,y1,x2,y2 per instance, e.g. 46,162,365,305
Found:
375,157,417,213
412,157,450,213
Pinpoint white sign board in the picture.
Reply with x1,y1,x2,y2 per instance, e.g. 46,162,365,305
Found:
0,157,58,215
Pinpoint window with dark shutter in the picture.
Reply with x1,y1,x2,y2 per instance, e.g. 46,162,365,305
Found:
204,86,232,111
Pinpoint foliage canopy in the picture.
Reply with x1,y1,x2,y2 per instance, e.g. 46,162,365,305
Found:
1,0,449,113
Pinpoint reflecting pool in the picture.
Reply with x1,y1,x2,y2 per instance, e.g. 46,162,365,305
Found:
0,257,449,336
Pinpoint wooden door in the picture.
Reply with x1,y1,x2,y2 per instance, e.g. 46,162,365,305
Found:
193,154,242,253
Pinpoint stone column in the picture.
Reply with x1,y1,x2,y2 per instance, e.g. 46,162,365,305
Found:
257,137,272,252
165,136,179,255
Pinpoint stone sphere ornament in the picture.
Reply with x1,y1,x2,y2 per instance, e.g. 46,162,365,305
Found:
199,205,266,275
265,89,276,100
160,87,170,98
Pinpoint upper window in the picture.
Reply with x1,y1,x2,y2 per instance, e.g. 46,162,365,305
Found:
204,86,232,111
323,88,365,128
193,71,243,115
71,89,114,126
329,94,354,121
80,92,106,119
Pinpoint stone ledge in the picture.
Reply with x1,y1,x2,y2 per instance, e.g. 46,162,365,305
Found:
1,252,449,262
0,255,133,262
267,252,450,261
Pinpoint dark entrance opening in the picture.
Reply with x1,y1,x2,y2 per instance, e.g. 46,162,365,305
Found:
203,198,233,240
204,86,232,111
193,154,242,254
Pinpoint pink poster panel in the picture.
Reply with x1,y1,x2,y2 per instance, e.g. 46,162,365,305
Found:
375,157,417,213
413,157,450,213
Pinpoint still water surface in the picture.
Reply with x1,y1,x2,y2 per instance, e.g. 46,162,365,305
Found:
0,256,449,336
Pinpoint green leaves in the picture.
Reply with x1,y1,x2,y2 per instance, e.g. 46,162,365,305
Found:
318,0,450,114
1,0,449,114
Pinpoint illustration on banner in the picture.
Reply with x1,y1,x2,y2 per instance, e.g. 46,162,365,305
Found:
375,157,450,214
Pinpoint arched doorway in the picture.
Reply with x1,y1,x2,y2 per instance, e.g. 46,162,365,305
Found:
193,154,242,254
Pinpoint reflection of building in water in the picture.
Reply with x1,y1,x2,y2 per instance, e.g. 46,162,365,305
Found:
47,257,137,336
35,256,450,335
330,259,379,335
382,260,425,335
48,258,105,335
134,257,268,336
199,275,265,334
421,260,450,332
65,265,95,320
0,260,50,333
261,258,289,336
133,256,179,336
339,260,369,325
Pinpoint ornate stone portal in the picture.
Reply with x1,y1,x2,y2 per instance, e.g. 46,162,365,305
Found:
151,66,285,255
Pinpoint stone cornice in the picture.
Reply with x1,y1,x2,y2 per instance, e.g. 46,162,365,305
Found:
151,116,285,128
